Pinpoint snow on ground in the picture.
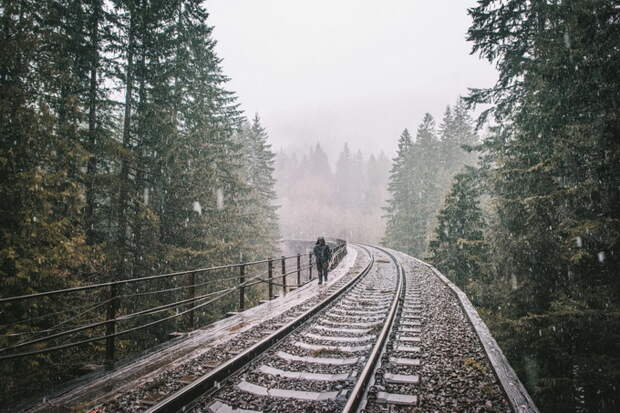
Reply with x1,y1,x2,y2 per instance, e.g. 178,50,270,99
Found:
27,245,361,412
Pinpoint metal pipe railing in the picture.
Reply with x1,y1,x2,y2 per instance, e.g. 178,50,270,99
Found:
0,240,347,365
0,254,308,304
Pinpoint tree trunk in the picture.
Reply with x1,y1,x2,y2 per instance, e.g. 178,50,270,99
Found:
132,35,147,277
85,0,101,245
116,6,135,280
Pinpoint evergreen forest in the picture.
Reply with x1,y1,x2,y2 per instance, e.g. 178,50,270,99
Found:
0,0,618,412
275,144,391,244
384,1,619,412
0,0,279,406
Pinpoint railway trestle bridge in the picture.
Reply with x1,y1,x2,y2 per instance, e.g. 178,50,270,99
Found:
1,241,537,413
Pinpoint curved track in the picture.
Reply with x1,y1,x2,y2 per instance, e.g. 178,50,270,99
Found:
138,245,406,413
25,243,524,413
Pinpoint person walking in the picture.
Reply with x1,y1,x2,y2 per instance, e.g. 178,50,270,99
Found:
313,237,332,285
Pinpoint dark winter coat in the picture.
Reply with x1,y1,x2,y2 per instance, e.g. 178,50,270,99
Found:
313,239,332,266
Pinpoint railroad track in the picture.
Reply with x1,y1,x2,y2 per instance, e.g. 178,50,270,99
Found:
119,245,416,413
42,243,520,413
92,245,371,412
17,242,525,413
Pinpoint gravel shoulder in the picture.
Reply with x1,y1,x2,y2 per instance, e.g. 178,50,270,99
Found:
368,251,512,413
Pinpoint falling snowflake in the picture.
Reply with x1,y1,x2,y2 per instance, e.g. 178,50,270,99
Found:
563,30,571,49
510,273,518,290
216,188,224,210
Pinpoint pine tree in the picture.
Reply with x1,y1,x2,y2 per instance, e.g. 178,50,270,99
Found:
84,0,103,245
335,143,363,210
383,129,416,253
411,114,442,255
429,167,488,290
466,0,620,410
334,143,352,207
275,144,389,243
438,105,456,170
0,0,96,312
383,115,444,256
237,115,280,259
0,1,99,402
310,143,332,181
437,98,478,193
451,98,477,150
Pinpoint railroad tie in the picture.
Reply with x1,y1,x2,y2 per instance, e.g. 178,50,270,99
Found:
258,365,356,381
398,335,421,343
236,380,344,401
319,319,381,328
330,309,388,316
375,391,418,406
389,356,421,366
208,400,261,413
276,350,359,365
339,301,392,308
399,326,421,333
384,372,420,384
302,332,375,342
313,325,372,334
400,320,422,327
293,340,370,353
395,344,421,352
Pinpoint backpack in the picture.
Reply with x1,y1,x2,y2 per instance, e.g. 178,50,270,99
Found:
314,244,330,263
320,245,331,263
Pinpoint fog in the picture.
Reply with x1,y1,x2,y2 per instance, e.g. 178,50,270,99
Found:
275,144,391,243
208,0,498,158
206,1,497,242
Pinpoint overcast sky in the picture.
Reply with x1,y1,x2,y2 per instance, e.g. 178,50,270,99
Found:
207,0,497,158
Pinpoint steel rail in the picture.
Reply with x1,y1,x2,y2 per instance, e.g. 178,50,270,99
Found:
341,245,404,413
145,245,373,413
